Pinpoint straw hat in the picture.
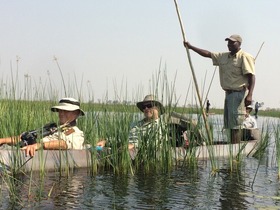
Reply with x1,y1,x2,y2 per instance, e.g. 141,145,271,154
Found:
136,94,165,115
51,98,85,116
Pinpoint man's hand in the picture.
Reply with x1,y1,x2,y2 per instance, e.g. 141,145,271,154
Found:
21,143,42,157
245,95,253,107
96,139,106,147
183,41,190,48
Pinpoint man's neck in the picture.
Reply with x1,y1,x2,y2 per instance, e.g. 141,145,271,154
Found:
230,48,241,55
144,116,159,123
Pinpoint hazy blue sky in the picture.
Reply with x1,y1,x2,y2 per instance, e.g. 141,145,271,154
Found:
0,1,279,109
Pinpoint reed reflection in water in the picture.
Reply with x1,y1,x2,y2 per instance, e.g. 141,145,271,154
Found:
1,116,280,209
4,162,279,209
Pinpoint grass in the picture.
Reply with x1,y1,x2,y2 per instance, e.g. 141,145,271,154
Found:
0,94,274,175
0,92,272,176
85,103,280,118
0,68,277,206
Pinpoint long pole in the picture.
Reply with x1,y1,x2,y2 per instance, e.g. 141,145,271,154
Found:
254,42,265,60
173,0,213,144
203,67,217,107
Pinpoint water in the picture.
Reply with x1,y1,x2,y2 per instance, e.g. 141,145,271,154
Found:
1,115,280,209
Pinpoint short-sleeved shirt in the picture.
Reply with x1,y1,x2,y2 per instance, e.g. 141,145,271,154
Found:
128,118,165,148
42,126,84,149
211,49,255,90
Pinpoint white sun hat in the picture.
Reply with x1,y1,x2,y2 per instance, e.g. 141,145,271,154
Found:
51,98,85,116
246,105,253,110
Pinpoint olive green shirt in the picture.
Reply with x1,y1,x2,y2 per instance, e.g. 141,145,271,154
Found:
211,49,255,91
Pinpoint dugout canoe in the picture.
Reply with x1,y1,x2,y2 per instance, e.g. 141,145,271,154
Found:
172,139,260,161
0,138,260,172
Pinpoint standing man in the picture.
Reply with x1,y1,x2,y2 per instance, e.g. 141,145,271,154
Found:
184,34,255,143
206,99,211,114
254,101,259,118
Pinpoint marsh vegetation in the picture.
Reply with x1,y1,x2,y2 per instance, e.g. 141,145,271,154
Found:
0,70,279,208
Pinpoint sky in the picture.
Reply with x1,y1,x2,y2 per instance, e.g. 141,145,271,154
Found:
0,0,279,109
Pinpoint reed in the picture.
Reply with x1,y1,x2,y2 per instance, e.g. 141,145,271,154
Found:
273,122,280,179
0,75,255,175
0,64,275,207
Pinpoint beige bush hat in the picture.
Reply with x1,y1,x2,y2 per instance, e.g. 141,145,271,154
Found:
51,98,85,116
225,34,242,43
136,94,165,115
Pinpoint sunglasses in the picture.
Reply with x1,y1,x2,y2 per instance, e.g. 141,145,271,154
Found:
143,103,154,109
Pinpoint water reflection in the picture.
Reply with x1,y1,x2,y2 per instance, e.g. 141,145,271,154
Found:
1,163,280,209
1,116,280,209
219,170,248,210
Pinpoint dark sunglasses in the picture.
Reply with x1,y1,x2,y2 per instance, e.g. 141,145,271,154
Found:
143,103,154,109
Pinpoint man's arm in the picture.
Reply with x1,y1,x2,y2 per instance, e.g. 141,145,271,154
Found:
43,140,68,150
245,74,255,106
0,136,20,145
183,42,212,58
21,140,67,157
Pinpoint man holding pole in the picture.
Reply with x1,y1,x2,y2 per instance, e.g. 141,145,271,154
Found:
184,34,255,143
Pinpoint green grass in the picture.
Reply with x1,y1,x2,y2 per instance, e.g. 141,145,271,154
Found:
0,50,277,207
84,103,280,118
0,98,272,176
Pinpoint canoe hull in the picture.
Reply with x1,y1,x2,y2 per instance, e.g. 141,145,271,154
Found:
173,140,259,161
0,140,260,172
0,149,94,172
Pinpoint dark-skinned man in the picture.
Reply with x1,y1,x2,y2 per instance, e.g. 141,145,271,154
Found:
184,34,255,143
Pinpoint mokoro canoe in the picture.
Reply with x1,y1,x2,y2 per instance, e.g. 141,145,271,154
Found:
173,139,260,161
0,138,260,172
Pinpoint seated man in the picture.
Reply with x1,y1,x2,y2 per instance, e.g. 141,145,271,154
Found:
97,94,166,152
0,98,85,157
128,94,166,150
242,105,258,140
243,105,257,129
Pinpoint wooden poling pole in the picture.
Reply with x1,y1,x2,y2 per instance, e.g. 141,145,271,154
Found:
254,42,265,61
173,0,213,143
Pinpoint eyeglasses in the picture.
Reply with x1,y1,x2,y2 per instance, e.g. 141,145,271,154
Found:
143,103,154,109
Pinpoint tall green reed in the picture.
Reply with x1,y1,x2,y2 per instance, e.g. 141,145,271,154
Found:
0,61,273,207
273,122,280,179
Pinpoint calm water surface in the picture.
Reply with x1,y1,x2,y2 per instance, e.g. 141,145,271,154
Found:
1,116,280,210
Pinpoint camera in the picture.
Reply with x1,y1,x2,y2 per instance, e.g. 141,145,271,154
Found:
20,122,57,147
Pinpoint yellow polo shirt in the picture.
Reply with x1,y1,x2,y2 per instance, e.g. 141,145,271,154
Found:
211,49,255,91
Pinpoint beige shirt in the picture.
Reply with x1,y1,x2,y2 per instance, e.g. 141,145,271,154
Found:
211,49,255,90
42,126,84,149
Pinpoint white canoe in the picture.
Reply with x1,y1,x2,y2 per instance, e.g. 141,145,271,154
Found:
0,139,260,172
0,149,95,172
172,140,260,161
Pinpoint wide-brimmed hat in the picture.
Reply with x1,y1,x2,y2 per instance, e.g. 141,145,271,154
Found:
51,98,85,116
136,94,165,115
225,34,242,43
246,105,253,110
